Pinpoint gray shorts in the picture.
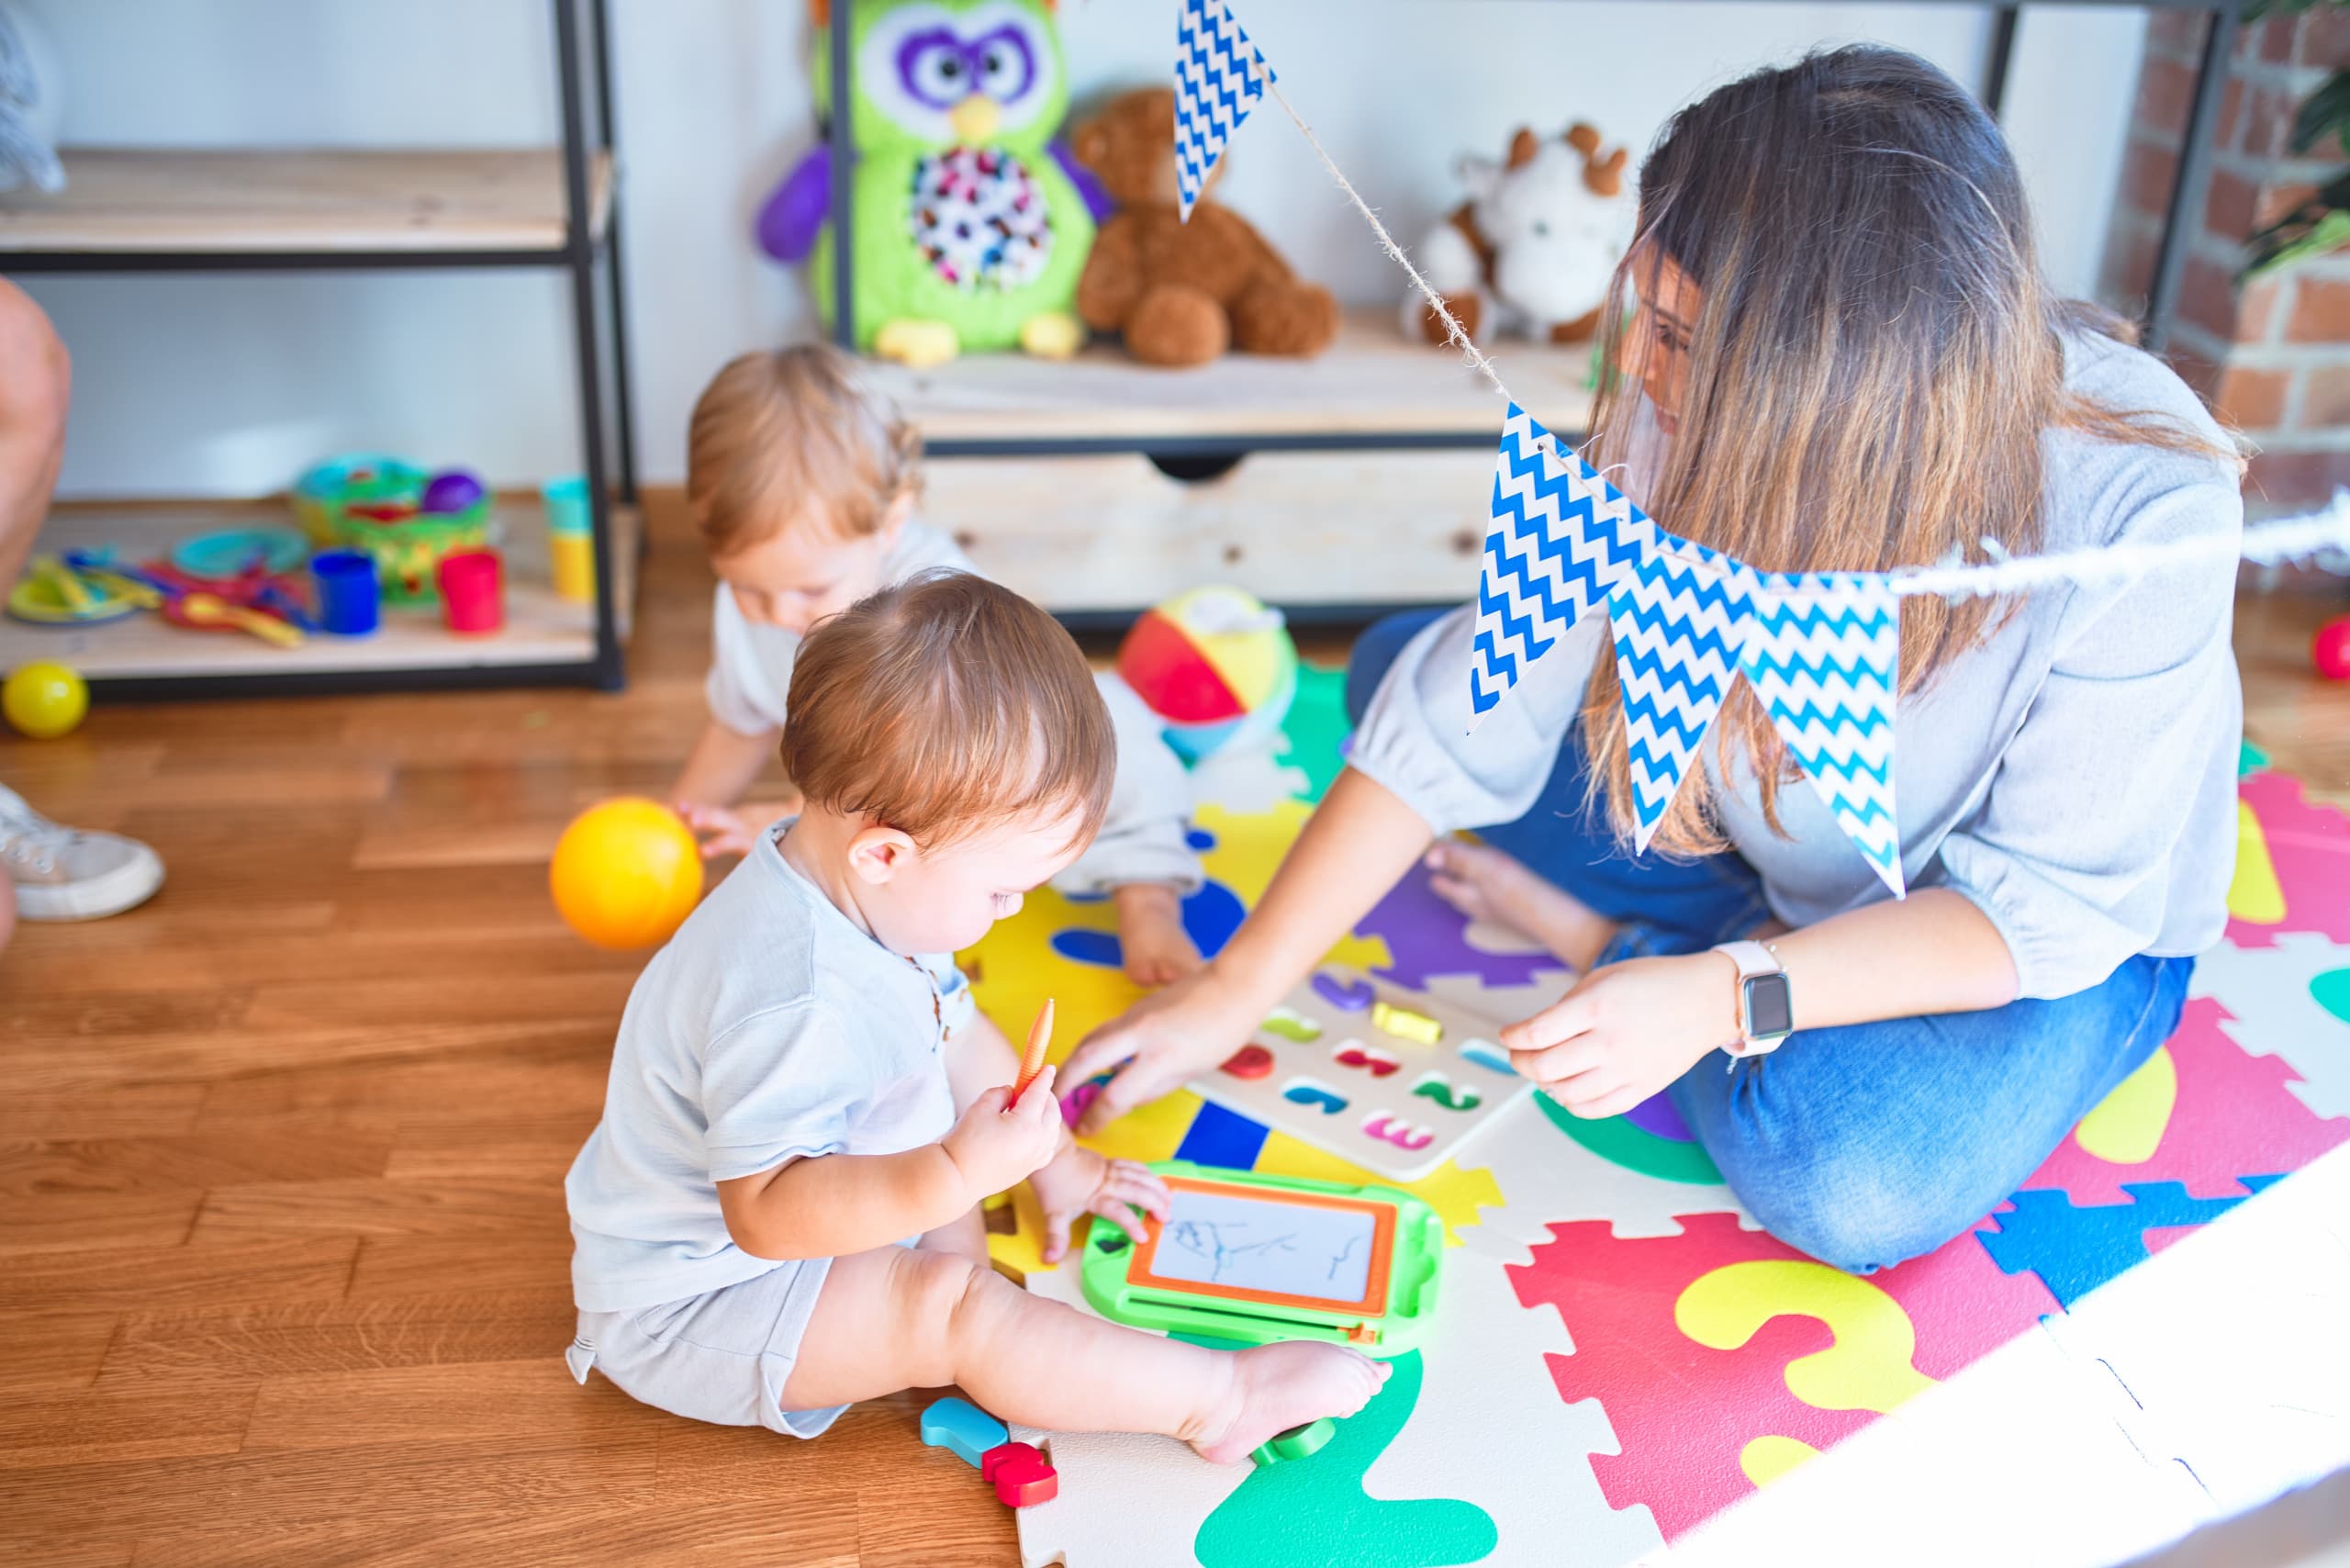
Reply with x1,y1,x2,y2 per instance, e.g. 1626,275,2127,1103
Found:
565,1257,844,1439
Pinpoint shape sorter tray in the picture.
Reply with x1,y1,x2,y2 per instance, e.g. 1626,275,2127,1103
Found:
1184,966,1533,1181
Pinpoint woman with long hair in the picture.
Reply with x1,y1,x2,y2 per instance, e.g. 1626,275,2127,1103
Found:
1064,44,2245,1271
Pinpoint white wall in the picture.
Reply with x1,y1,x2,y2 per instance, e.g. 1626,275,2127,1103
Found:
12,0,2143,498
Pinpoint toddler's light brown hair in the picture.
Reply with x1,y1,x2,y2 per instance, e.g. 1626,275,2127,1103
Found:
686,343,923,556
782,571,1114,850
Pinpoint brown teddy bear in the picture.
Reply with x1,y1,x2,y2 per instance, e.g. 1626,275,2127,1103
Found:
1069,85,1338,367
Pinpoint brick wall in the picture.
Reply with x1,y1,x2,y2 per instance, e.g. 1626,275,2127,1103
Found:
2104,6,2350,516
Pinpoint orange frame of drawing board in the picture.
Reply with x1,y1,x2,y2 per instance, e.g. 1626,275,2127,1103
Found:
1126,1175,1397,1316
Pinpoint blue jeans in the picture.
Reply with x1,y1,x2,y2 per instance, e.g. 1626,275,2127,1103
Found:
1348,610,2193,1272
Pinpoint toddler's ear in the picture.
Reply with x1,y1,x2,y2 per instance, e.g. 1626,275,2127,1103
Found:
876,492,916,548
845,823,919,885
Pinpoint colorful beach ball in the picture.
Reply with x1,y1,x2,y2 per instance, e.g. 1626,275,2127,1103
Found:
1117,586,1297,764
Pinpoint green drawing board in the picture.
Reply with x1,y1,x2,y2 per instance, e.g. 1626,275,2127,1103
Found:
1080,1161,1443,1356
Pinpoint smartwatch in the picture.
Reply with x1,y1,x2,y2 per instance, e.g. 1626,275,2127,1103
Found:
1713,939,1793,1058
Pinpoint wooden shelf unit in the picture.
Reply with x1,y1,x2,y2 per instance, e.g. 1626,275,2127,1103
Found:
0,0,638,696
0,149,614,260
0,498,639,685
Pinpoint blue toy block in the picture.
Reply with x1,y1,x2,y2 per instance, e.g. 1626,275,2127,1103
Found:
921,1395,1009,1469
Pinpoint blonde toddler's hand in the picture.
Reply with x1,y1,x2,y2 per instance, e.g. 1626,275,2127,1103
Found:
676,801,757,860
942,1067,1064,1201
1028,1147,1171,1264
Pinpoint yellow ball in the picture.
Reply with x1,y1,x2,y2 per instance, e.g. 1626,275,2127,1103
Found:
4,661,88,739
549,797,704,950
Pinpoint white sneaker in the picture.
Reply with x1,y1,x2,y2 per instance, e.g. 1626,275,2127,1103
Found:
0,784,164,922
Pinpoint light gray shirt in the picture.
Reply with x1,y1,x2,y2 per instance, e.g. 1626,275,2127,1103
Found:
565,821,971,1313
1351,330,2243,1001
705,520,1199,895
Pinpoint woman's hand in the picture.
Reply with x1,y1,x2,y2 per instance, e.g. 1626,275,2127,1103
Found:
676,801,757,859
1060,963,1264,1137
1027,1148,1171,1264
1503,952,1738,1118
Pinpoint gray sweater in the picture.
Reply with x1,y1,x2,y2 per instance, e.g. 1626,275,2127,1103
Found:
1351,330,2243,1001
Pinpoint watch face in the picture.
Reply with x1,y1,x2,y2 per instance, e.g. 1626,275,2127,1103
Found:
1745,972,1794,1038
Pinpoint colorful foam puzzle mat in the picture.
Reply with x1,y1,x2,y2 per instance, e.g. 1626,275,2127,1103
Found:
957,669,2349,1568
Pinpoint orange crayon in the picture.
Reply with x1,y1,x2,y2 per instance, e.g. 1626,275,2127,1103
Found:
1012,998,1056,1103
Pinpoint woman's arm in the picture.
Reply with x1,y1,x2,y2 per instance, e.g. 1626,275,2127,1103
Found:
1504,888,2018,1118
1062,766,1437,1131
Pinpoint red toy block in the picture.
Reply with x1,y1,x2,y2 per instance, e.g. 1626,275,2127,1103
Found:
979,1439,1058,1507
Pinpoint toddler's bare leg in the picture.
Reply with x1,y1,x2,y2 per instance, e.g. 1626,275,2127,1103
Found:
778,1247,1388,1463
917,1204,990,1264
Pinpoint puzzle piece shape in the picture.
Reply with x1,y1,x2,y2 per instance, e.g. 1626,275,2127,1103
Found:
1371,999,1443,1046
1219,1045,1275,1079
2191,932,2350,1124
1509,1209,2052,1538
2227,771,2350,948
922,1395,1009,1469
1354,853,1568,993
983,1440,1060,1507
1371,1251,1663,1564
1313,971,1376,1012
1192,1345,1496,1568
1535,1089,1722,1184
1975,1178,2284,1310
2027,996,2347,1204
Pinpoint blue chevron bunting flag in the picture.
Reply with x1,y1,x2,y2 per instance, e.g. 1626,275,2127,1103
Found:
1606,546,1753,851
1471,403,1656,722
1740,574,1905,896
1175,0,1273,222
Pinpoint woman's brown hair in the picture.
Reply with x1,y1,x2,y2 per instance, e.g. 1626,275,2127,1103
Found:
1580,44,2240,855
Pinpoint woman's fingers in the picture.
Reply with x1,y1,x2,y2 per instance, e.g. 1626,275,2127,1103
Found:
1059,1022,1136,1086
1565,1081,1651,1121
1513,1032,1607,1089
1500,987,1599,1057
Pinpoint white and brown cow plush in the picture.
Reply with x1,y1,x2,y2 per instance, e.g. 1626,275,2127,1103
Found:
1404,123,1632,349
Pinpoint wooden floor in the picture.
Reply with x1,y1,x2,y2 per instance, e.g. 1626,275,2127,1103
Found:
2,495,2345,1566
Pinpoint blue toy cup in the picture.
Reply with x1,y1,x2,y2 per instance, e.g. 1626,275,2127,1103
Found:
542,474,591,535
311,549,380,635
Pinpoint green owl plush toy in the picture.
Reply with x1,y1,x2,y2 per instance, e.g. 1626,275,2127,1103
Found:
757,0,1106,366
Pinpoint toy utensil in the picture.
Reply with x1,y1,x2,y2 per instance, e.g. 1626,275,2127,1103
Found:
175,592,306,648
1012,998,1056,1103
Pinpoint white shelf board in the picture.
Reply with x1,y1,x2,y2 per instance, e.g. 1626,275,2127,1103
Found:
0,149,614,256
2,498,635,681
868,308,1598,446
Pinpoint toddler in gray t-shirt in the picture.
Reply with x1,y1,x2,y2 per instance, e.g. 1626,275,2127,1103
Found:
565,572,1387,1457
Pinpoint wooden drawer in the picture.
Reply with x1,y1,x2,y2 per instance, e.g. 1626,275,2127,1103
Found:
929,448,1493,616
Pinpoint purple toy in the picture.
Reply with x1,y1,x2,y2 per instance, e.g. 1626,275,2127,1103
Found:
422,469,487,515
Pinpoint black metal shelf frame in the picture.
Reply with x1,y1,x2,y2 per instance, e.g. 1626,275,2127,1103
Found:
0,0,641,700
819,0,2238,463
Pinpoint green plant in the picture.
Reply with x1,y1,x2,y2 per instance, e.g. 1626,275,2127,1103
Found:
2244,0,2350,276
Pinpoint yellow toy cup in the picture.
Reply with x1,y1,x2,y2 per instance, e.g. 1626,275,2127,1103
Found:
543,475,596,604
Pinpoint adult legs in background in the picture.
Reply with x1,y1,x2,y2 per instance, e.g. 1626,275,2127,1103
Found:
1668,954,2193,1271
0,279,165,946
1344,610,1764,966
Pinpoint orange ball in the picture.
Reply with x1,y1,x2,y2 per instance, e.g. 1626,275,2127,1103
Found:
550,798,703,949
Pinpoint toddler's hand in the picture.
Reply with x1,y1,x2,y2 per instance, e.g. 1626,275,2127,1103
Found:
676,801,756,860
1029,1147,1171,1264
943,1067,1064,1201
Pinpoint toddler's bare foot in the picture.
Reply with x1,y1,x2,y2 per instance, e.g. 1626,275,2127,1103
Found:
1114,883,1203,988
1190,1341,1390,1465
1425,839,1617,972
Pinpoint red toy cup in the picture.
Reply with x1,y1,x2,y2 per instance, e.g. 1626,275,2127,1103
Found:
436,549,504,634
